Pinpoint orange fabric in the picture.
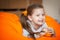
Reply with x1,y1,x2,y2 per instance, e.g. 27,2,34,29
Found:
0,12,23,40
0,12,60,40
45,15,60,40
59,24,60,26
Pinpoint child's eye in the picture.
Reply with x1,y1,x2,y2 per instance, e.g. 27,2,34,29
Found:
36,15,40,16
42,14,45,16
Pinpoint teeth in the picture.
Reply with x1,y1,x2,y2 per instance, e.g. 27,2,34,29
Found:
38,20,43,22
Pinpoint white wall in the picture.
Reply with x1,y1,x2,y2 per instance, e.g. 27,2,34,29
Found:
43,0,60,23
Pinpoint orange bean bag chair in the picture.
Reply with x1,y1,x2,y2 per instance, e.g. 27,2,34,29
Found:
59,23,60,26
0,12,23,40
0,12,60,40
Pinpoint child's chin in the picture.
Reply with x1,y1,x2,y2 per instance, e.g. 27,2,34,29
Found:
38,23,43,26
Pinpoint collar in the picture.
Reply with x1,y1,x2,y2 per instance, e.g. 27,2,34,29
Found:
27,20,48,33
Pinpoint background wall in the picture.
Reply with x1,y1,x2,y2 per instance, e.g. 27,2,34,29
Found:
43,0,60,23
0,0,42,16
0,0,42,9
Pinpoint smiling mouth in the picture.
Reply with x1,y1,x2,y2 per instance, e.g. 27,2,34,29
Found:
38,20,43,22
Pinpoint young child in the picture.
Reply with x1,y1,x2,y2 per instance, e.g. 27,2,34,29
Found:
20,4,55,40
1,4,60,40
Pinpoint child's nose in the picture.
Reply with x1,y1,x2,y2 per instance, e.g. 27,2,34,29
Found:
39,15,43,19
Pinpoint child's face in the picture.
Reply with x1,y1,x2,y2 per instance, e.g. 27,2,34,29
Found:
28,8,45,26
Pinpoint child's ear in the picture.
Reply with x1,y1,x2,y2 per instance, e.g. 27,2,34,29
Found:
28,15,32,21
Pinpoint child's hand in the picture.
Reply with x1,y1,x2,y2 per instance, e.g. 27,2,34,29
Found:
46,27,55,37
40,28,48,37
40,27,55,37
